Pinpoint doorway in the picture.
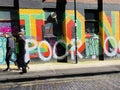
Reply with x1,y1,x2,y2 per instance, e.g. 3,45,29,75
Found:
85,9,99,59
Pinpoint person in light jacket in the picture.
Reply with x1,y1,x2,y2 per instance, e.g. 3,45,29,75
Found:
3,32,15,71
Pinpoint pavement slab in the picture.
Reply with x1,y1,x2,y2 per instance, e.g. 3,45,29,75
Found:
0,60,120,83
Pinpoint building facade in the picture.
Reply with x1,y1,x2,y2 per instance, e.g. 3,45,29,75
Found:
0,0,120,64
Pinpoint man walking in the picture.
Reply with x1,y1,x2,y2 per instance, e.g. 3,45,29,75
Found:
3,32,15,71
17,32,27,74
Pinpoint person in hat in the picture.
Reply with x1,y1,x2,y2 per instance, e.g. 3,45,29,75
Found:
3,32,15,71
17,32,27,74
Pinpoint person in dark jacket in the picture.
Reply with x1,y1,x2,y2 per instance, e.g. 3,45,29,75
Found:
3,32,15,71
17,32,27,74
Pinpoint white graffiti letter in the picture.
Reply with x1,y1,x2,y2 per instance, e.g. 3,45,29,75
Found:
77,39,83,59
53,40,68,59
70,38,83,60
26,39,38,52
25,39,37,62
38,40,52,61
104,36,117,56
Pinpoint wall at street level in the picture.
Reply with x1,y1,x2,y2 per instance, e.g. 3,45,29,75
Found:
0,0,120,64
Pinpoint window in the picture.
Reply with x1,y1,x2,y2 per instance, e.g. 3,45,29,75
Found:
43,8,62,37
0,11,10,20
0,11,11,35
43,9,56,37
85,9,99,34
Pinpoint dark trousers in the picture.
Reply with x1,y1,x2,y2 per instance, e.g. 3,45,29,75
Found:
5,48,14,69
17,52,26,69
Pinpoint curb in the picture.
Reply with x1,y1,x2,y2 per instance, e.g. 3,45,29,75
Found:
1,66,120,83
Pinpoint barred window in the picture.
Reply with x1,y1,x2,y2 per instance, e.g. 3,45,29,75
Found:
85,9,99,34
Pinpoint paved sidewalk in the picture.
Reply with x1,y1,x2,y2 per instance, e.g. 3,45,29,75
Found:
0,60,120,83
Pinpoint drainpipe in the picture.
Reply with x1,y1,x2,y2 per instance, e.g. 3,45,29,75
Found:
74,0,78,64
98,0,104,60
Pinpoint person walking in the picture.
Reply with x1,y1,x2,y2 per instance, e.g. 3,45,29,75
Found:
14,36,21,70
17,32,27,74
3,32,15,71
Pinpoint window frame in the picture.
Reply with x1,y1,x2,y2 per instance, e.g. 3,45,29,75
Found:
85,9,99,34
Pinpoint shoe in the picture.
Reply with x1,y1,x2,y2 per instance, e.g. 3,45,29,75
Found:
17,67,21,70
19,68,27,74
23,68,27,73
19,72,26,74
3,68,11,71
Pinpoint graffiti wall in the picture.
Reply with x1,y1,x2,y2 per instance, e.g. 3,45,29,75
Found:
19,9,86,62
0,37,6,64
100,11,120,58
0,8,120,64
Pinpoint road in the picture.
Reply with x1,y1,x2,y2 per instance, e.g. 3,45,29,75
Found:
1,73,120,90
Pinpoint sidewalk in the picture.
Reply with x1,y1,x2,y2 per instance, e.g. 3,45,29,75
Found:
0,59,120,83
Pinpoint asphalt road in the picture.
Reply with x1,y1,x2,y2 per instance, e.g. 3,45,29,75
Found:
1,73,120,90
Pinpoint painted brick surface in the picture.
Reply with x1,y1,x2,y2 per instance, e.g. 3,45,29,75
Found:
0,0,14,7
19,0,43,8
0,0,120,64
